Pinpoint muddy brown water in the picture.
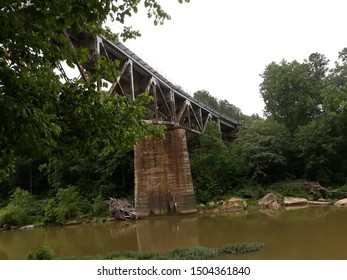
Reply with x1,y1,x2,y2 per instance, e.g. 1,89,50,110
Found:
1,206,347,260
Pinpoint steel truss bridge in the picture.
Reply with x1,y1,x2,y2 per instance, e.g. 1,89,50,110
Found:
63,32,240,137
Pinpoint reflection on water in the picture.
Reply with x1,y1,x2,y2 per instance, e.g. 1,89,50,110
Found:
136,216,199,252
1,207,347,259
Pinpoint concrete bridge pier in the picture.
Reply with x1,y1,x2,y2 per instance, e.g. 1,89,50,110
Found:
134,129,196,215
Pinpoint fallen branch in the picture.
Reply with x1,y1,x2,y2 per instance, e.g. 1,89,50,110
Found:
108,198,138,220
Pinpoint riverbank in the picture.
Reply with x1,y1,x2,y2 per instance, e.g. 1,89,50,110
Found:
1,181,347,232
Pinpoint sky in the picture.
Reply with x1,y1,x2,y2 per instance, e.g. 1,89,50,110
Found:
105,0,347,117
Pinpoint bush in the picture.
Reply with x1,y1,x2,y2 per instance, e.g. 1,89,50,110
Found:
166,246,219,260
326,185,347,199
27,246,54,260
0,188,40,227
43,186,82,224
43,198,58,224
235,185,266,199
92,195,107,217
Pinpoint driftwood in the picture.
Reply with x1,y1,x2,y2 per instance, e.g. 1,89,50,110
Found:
108,198,138,220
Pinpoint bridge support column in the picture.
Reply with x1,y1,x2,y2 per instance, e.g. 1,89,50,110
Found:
134,129,196,215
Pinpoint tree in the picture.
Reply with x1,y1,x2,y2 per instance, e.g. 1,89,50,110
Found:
294,115,346,184
234,119,292,183
194,90,219,111
0,0,188,185
190,122,248,202
294,50,347,184
260,56,327,132
218,99,242,121
194,90,245,121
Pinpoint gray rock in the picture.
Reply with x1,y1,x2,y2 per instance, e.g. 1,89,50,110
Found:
258,193,280,209
19,225,35,230
227,197,247,210
334,198,347,207
283,196,308,206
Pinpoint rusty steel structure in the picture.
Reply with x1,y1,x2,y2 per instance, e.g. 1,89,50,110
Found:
65,32,240,136
62,32,241,215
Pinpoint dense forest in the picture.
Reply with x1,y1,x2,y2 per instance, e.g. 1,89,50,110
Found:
0,1,346,227
191,51,347,202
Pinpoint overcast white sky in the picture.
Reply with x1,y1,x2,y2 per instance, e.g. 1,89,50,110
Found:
106,0,347,116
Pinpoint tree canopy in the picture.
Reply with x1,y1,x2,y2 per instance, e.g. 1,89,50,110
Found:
0,0,188,188
258,50,347,184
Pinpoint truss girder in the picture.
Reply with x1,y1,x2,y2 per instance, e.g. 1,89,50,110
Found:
61,32,240,135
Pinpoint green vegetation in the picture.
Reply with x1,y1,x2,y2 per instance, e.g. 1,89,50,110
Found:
0,0,346,225
0,1,188,224
27,246,54,260
191,50,347,203
61,242,264,260
0,188,42,228
194,90,260,122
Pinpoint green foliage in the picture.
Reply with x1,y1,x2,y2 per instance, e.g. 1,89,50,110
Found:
92,195,107,217
219,242,264,255
234,119,292,183
191,122,244,203
43,198,58,224
43,186,93,224
194,90,250,122
267,181,315,199
0,0,177,191
27,246,54,260
326,185,347,199
260,57,326,132
235,185,267,199
55,186,80,224
167,246,219,260
259,50,346,184
0,188,40,227
64,242,263,260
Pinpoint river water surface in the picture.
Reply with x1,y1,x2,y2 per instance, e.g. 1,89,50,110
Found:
1,206,347,259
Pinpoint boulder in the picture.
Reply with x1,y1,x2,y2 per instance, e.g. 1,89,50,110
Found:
283,196,308,206
258,193,280,209
222,197,247,211
334,198,347,207
19,225,35,230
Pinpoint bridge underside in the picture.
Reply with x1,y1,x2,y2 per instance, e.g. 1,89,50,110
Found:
135,129,196,215
60,32,240,215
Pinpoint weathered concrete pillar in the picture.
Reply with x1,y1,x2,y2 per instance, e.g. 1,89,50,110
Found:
134,129,196,215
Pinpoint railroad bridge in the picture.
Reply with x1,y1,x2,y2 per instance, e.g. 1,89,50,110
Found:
65,32,241,215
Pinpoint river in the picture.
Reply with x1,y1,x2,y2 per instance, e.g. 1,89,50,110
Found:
1,206,347,260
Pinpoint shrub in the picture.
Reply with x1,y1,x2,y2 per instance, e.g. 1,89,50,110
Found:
0,188,39,227
43,198,58,224
219,242,264,254
27,246,54,260
326,185,347,199
166,246,219,260
55,186,80,224
92,195,107,217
